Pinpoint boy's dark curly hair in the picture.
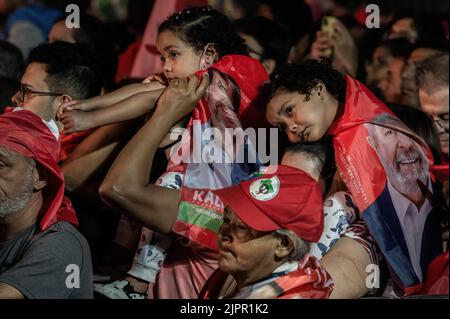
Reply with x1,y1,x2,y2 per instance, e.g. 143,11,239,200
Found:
270,60,346,102
158,7,248,57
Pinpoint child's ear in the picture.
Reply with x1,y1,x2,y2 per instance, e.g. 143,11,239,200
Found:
205,44,219,63
313,81,325,98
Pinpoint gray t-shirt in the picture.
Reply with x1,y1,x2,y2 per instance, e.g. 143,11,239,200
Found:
0,221,93,299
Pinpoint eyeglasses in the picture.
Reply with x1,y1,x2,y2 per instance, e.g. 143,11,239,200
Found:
19,84,63,104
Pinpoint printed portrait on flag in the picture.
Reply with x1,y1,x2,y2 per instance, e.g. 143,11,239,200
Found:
181,67,258,189
328,76,449,297
362,114,442,294
170,55,269,250
328,76,443,296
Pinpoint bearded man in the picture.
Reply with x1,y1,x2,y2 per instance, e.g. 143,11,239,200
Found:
0,109,92,299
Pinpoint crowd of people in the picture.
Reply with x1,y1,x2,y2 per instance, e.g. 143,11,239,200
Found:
0,0,448,299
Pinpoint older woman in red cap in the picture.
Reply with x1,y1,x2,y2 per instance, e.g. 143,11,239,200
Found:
199,165,333,299
0,109,92,299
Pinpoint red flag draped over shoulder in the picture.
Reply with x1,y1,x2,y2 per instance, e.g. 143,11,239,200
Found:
328,76,443,296
200,255,333,299
0,110,78,230
169,55,270,250
60,129,95,163
328,76,435,211
191,54,270,129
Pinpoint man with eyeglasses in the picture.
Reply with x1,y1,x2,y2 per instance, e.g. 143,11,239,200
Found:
401,47,446,109
417,53,449,160
10,41,102,139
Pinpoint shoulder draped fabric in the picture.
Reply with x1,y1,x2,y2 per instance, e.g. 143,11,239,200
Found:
327,76,443,296
0,110,78,231
199,255,334,299
169,55,270,251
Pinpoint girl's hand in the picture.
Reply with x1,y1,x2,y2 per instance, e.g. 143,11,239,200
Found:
154,74,210,123
59,110,95,134
57,100,93,120
143,73,169,86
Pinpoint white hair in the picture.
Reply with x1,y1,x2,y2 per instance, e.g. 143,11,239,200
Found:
274,229,310,261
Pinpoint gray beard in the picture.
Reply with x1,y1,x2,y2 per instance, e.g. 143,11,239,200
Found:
386,159,429,198
0,169,34,218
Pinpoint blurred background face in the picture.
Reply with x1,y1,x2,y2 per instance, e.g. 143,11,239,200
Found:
389,17,418,43
401,48,440,108
0,0,7,13
366,45,391,89
256,3,274,20
48,21,76,43
0,0,21,14
381,57,405,103
420,88,449,156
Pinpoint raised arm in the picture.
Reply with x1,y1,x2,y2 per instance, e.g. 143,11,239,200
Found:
99,74,210,234
60,89,164,133
91,82,166,108
59,81,166,113
62,120,137,193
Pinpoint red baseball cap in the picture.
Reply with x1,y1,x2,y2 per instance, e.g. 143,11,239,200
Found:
213,165,324,242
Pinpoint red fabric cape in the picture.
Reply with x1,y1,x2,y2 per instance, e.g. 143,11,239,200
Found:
328,76,443,296
0,110,78,230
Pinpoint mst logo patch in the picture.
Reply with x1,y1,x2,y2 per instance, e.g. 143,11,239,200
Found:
249,176,280,201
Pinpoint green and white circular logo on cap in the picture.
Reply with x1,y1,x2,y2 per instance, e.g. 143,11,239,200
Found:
249,176,280,201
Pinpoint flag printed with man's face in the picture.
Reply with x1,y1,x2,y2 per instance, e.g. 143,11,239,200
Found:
169,55,270,250
328,76,444,297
